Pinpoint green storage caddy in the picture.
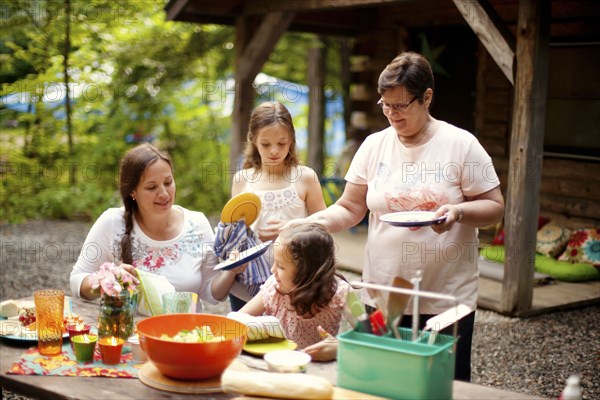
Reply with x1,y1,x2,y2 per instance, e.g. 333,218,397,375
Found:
338,281,459,399
337,328,456,399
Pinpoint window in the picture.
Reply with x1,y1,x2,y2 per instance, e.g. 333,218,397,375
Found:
545,43,600,159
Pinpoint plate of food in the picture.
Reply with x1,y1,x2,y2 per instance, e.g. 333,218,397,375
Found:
379,211,447,227
242,337,298,356
0,300,78,342
0,319,57,342
221,192,261,226
214,241,273,271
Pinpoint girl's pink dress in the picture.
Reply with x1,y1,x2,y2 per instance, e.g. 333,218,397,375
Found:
261,275,351,348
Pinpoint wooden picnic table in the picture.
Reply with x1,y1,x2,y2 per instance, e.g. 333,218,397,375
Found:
1,296,545,399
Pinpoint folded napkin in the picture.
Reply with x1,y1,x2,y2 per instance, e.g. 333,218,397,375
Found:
214,221,272,296
227,312,285,341
136,270,176,316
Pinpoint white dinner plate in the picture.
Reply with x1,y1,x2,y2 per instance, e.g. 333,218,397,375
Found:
379,211,447,227
214,241,273,271
0,318,69,342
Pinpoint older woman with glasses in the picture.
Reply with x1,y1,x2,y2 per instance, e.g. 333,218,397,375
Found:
289,52,504,380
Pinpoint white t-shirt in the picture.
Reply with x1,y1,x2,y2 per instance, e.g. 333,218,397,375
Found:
345,122,500,313
69,206,220,307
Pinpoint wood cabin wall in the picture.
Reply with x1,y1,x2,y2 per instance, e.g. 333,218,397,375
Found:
348,28,399,134
475,46,600,232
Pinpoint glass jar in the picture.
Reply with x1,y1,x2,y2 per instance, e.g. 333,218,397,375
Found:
97,290,138,340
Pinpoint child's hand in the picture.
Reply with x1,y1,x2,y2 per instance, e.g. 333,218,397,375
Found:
227,312,285,341
303,326,338,362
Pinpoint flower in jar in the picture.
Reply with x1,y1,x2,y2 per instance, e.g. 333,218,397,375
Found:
89,262,138,296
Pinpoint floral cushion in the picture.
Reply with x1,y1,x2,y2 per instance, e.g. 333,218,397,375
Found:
536,222,572,258
491,229,505,245
558,229,600,266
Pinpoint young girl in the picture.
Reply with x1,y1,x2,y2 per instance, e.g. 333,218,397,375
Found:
238,223,351,350
227,101,327,310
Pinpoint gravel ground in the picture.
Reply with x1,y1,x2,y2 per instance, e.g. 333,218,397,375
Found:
1,220,599,400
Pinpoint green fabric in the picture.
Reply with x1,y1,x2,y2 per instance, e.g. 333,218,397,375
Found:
480,245,600,282
136,270,175,316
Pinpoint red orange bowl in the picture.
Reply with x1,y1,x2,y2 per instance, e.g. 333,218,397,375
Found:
136,313,247,380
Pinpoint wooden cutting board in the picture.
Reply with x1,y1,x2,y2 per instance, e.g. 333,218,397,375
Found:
139,360,248,394
140,360,384,399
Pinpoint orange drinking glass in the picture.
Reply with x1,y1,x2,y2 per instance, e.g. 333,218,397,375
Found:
33,289,65,356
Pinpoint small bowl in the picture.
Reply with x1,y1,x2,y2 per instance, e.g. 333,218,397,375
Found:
127,334,148,362
264,350,311,373
136,313,247,380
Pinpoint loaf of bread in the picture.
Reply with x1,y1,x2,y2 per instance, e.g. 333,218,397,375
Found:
0,300,19,318
221,369,334,399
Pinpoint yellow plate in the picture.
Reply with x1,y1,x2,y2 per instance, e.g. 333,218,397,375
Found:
242,338,298,356
221,192,261,226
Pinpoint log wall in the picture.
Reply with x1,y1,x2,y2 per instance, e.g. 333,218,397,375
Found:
476,47,600,231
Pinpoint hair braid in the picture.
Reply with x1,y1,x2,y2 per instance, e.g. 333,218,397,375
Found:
120,199,135,264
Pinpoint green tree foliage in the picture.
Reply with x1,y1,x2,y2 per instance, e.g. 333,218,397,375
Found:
1,0,335,222
1,1,232,221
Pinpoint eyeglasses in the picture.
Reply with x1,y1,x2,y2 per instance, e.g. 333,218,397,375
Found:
377,96,418,113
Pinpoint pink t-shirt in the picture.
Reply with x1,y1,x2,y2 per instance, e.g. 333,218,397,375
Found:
261,275,351,348
346,121,500,314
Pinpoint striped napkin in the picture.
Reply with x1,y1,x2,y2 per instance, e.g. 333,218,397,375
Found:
214,221,271,296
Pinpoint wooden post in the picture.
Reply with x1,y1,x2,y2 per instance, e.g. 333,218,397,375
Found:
64,0,74,184
230,16,257,172
229,12,295,173
453,0,515,84
340,38,352,139
307,39,326,176
501,0,550,315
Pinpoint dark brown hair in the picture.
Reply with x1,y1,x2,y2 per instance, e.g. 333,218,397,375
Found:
278,223,345,317
378,51,435,108
119,143,173,264
242,101,299,170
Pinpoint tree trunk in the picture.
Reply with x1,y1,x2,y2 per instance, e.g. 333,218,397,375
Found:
64,0,74,184
307,37,326,176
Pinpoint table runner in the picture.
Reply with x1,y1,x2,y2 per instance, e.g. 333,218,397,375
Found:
7,342,141,378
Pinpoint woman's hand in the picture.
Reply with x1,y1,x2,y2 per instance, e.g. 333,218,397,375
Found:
228,263,248,276
302,326,338,362
431,187,504,234
211,261,248,301
430,204,461,234
118,263,140,286
224,251,248,275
